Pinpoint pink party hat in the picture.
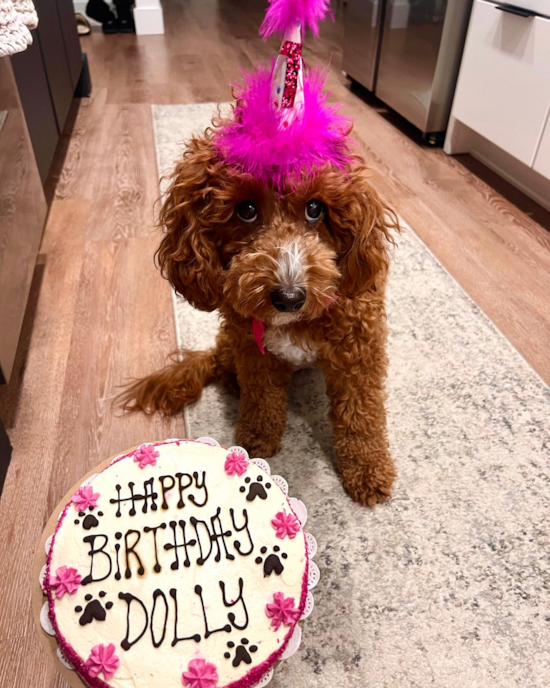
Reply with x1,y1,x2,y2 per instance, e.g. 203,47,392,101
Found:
214,0,353,190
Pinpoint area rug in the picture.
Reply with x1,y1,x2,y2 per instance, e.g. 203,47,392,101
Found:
152,104,550,688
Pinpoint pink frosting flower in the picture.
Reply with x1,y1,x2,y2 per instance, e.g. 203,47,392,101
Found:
265,592,301,631
49,565,82,598
224,451,248,476
72,485,100,511
134,443,159,469
271,510,301,539
85,643,120,680
182,658,219,688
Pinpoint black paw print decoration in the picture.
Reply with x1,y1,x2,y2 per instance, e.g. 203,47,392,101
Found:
73,507,104,531
255,545,287,577
239,475,272,502
224,638,258,667
75,591,113,626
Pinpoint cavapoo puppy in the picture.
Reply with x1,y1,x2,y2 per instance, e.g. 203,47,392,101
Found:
119,128,399,506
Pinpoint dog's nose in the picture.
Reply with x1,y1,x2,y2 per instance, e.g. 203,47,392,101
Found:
270,287,307,312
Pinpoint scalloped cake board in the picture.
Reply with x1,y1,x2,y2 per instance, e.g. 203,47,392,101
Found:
34,442,318,688
33,455,116,688
151,105,550,687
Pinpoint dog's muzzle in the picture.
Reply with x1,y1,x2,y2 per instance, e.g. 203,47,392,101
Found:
270,287,307,312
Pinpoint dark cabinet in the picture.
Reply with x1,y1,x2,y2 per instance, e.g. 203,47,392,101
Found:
0,1,87,384
0,57,48,383
34,0,75,132
57,0,83,89
11,0,84,184
10,37,59,183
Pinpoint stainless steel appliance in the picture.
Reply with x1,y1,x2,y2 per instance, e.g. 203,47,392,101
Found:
343,0,473,141
341,0,385,91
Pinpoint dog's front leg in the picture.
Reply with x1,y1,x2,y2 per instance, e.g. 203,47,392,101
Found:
322,349,395,507
234,343,293,458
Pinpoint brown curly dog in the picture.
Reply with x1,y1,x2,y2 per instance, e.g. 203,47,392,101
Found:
119,131,399,506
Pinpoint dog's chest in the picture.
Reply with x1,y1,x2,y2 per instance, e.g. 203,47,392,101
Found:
263,328,318,368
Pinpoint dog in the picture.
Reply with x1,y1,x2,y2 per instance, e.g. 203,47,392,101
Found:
119,130,399,506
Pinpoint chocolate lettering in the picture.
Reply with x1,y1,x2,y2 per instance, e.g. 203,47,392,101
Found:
114,543,122,581
175,473,193,508
194,584,231,639
150,589,168,648
164,520,196,570
230,508,254,556
159,475,176,510
220,578,249,630
81,534,112,586
210,507,235,562
170,588,201,646
190,471,208,507
190,517,214,565
124,529,145,578
144,523,167,573
118,592,149,651
110,480,158,517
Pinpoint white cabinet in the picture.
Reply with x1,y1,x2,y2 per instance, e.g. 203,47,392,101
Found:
450,0,550,167
445,0,550,204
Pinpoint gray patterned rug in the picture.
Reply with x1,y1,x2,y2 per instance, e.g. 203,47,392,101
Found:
152,104,550,688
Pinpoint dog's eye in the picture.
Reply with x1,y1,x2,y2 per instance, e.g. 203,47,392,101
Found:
237,201,258,223
305,199,325,224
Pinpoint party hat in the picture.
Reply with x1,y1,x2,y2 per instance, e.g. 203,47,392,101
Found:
214,0,353,190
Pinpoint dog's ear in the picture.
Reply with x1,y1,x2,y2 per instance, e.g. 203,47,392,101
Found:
336,172,399,298
157,135,227,312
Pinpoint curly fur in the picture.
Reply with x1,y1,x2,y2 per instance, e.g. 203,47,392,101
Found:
118,129,399,506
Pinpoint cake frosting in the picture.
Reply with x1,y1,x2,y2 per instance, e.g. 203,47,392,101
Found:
42,439,315,688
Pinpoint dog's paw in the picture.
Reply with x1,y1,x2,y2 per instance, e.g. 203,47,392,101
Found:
339,459,395,507
235,427,281,458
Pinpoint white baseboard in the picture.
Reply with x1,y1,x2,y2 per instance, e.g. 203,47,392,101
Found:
470,149,550,213
444,119,550,212
134,4,165,35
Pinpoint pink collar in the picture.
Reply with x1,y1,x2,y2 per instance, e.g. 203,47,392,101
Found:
252,318,266,354
252,294,338,354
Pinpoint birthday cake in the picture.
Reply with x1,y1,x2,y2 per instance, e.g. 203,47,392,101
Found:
39,438,319,688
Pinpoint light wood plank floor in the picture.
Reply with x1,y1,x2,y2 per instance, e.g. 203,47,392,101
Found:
0,1,549,685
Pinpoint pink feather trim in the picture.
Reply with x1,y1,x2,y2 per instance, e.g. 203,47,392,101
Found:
260,0,333,38
214,66,353,189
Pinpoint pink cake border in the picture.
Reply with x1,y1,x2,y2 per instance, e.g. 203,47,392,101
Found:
44,438,310,688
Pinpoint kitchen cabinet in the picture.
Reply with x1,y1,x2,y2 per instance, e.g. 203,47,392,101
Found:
445,0,550,207
1,1,85,383
449,0,550,166
11,0,84,184
57,0,84,89
0,57,47,384
10,39,59,184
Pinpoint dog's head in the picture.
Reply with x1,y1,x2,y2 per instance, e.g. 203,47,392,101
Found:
157,133,397,324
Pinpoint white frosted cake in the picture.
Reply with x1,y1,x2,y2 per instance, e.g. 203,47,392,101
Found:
39,438,318,688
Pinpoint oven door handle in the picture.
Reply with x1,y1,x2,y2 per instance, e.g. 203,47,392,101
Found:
494,3,538,17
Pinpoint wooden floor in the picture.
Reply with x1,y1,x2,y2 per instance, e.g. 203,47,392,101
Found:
0,1,549,685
